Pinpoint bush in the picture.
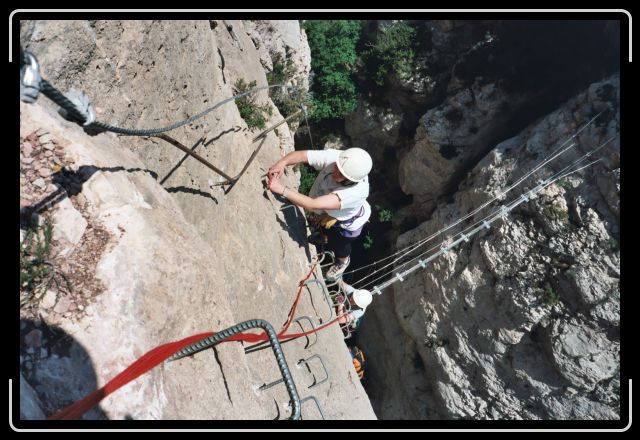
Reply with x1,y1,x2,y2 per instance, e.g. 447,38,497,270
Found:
20,218,71,307
543,283,560,306
362,21,417,86
296,163,319,195
376,205,393,222
303,20,362,121
233,79,273,130
267,51,308,121
362,231,374,250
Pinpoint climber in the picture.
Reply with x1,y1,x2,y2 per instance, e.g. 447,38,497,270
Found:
335,280,372,327
348,345,366,380
267,148,373,281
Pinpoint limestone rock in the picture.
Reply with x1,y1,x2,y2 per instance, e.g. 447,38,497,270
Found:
345,99,403,158
19,20,374,421
364,74,620,420
51,197,88,256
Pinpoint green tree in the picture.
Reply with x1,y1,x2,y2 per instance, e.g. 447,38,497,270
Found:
233,79,273,130
362,22,417,86
303,20,362,121
296,164,319,195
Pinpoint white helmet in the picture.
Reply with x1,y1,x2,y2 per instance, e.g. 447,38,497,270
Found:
352,289,373,308
336,148,373,182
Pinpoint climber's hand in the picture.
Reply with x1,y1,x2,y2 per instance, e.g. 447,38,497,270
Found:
268,161,286,183
268,176,285,195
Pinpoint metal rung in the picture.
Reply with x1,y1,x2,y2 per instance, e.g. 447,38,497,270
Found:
302,278,334,322
292,316,318,349
300,395,326,420
314,251,335,267
280,204,299,217
297,354,329,389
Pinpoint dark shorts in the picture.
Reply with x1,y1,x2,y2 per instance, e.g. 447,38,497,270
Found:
325,226,360,259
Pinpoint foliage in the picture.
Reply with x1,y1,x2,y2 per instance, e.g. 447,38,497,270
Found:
361,22,417,86
20,218,71,307
362,231,374,250
233,79,273,130
555,178,574,189
542,200,569,224
376,205,393,222
296,163,319,196
267,51,297,87
266,51,312,122
543,282,560,306
303,20,362,121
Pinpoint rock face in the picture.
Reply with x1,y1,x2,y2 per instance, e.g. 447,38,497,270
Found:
360,74,620,420
244,20,311,92
19,20,374,421
345,99,403,159
347,20,619,227
398,81,530,217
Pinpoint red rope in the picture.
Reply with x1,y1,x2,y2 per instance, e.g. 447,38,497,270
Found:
47,260,339,420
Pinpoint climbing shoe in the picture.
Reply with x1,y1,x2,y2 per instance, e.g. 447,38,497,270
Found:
308,231,328,247
326,256,350,281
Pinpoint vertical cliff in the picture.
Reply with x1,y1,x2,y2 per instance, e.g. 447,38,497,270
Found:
19,19,375,420
345,20,620,420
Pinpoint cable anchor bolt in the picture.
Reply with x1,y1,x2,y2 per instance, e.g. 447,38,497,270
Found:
60,89,96,126
500,206,511,221
20,51,42,104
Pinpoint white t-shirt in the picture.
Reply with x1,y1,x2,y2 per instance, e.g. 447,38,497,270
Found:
306,149,371,231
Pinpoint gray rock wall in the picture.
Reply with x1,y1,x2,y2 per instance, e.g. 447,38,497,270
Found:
361,74,620,420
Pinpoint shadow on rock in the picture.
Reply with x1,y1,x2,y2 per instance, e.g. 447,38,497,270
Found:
18,318,108,422
20,165,158,229
275,200,312,263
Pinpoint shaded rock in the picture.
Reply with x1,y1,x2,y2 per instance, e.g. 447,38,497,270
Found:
24,329,43,348
19,373,46,420
345,99,403,159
